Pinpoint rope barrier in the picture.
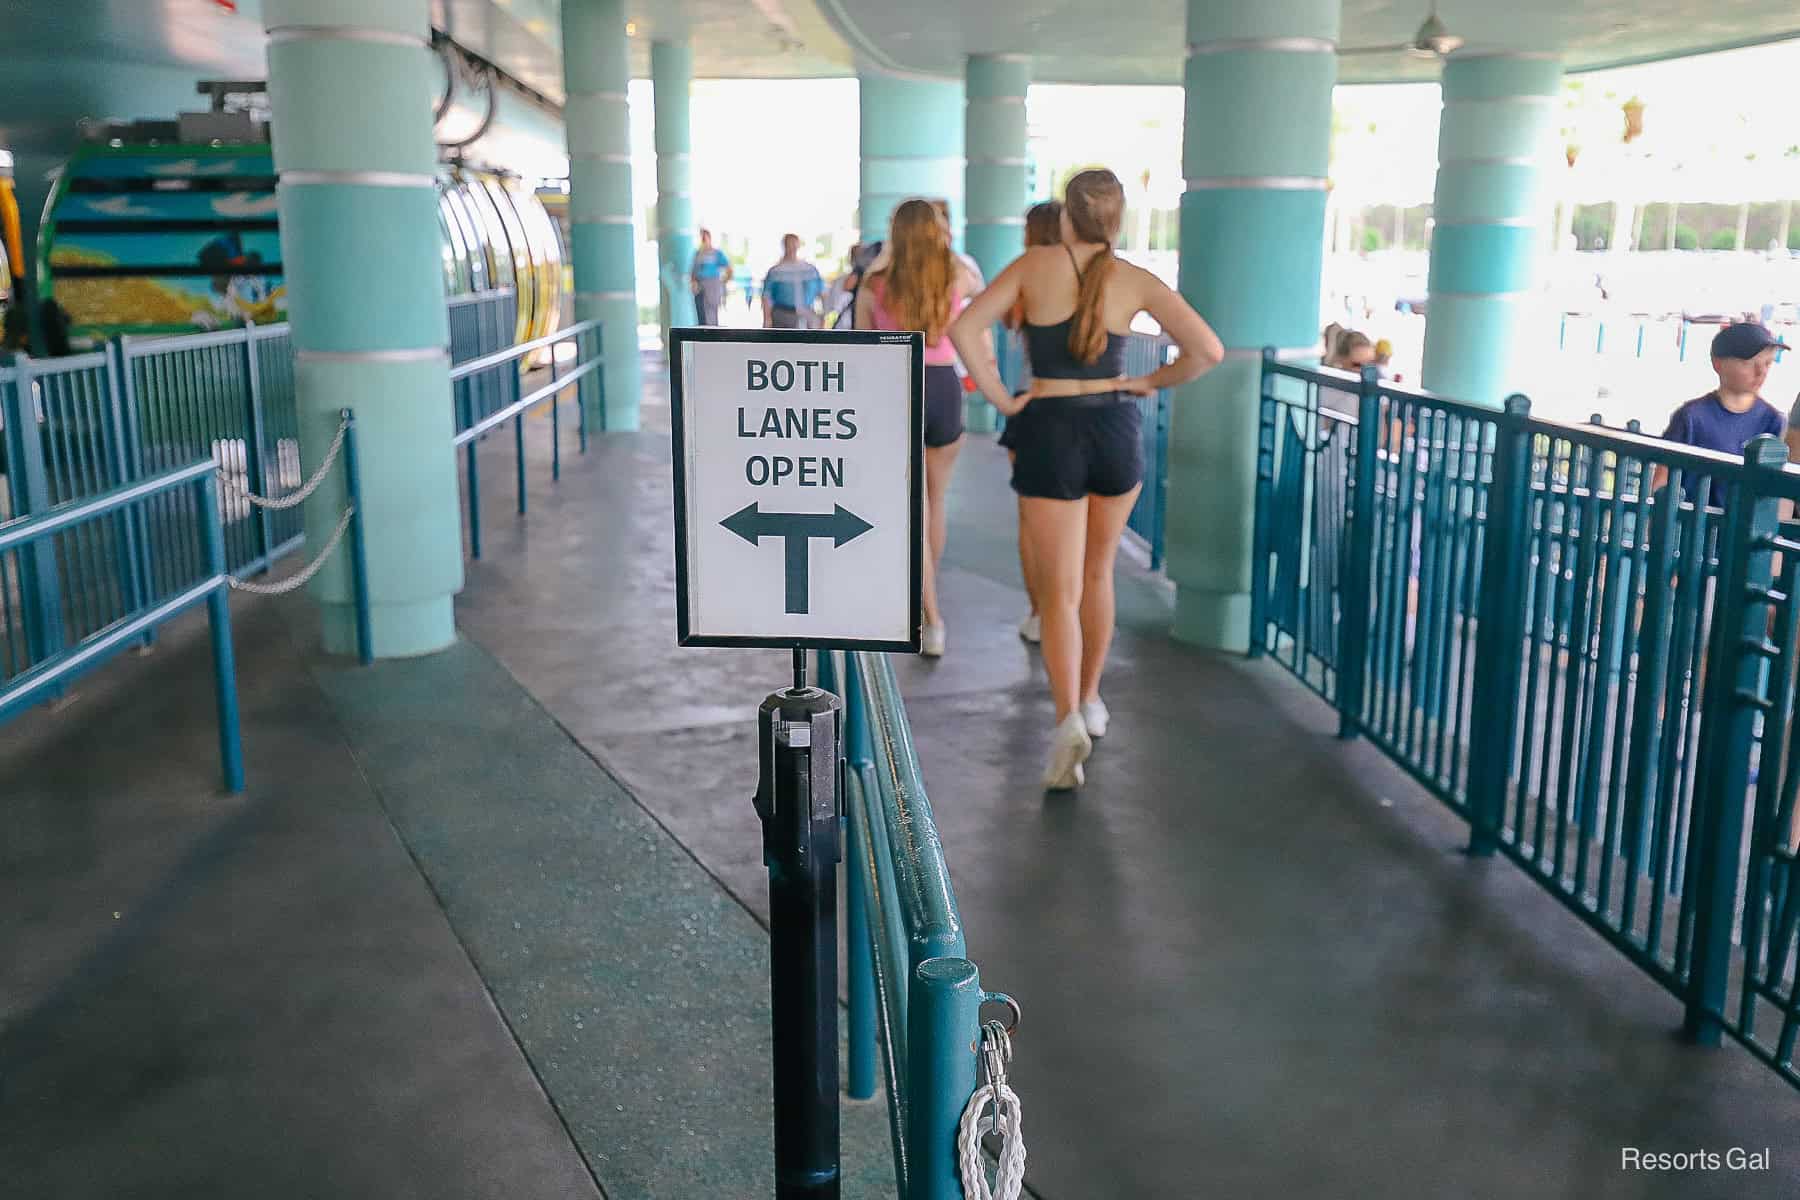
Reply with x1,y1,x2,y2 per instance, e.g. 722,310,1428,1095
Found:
958,1019,1027,1200
228,506,355,595
218,418,349,511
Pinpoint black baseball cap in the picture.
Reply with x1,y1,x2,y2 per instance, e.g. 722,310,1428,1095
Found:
1711,321,1789,359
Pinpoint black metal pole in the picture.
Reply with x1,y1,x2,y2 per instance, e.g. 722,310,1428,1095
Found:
753,678,842,1199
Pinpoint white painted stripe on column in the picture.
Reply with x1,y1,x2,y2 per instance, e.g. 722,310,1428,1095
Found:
279,170,436,188
863,154,969,164
969,217,1027,226
298,347,447,364
656,151,692,161
268,26,429,48
574,215,634,224
1439,155,1547,168
1188,37,1335,56
571,152,634,163
1428,290,1529,301
656,190,693,199
1224,345,1318,361
1442,95,1559,109
966,155,1029,166
1186,176,1327,191
967,95,1026,106
577,290,636,302
1435,216,1539,227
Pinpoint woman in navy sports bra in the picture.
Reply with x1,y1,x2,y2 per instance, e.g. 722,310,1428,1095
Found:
951,169,1223,791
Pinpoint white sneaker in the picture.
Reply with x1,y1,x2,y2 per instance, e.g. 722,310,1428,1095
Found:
920,623,947,657
1080,697,1110,739
1018,612,1041,644
1042,712,1093,791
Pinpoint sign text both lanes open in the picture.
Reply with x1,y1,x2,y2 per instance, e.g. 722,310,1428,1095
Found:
671,328,923,650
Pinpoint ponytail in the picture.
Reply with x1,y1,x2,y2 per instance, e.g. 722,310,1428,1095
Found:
1068,246,1115,365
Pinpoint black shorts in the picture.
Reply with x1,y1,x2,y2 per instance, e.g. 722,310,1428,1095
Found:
996,394,1030,450
1010,394,1144,500
924,365,965,449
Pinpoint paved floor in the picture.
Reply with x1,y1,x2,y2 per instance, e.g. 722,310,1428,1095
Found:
458,362,1800,1199
4,355,1798,1198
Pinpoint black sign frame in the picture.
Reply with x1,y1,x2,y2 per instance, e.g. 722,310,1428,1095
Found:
670,326,924,652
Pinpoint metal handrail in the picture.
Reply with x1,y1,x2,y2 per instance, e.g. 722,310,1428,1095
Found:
0,459,214,548
451,356,601,448
448,318,603,382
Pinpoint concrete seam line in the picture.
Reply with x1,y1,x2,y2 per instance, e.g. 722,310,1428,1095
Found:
1187,36,1335,56
267,25,428,48
279,170,435,188
565,89,629,103
297,347,447,364
1185,176,1327,191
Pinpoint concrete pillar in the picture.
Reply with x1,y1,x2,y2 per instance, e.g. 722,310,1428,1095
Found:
858,72,964,247
562,0,642,430
964,54,1029,434
263,0,462,658
1422,54,1562,407
652,41,695,334
964,56,1029,279
1735,201,1751,252
1167,0,1338,652
1780,200,1793,253
1667,201,1680,251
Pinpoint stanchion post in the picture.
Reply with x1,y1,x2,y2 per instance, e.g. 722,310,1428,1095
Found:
907,957,982,1200
341,409,374,665
199,474,245,793
1684,436,1786,1044
1336,366,1383,738
1465,394,1534,855
550,341,563,483
838,651,877,1101
1247,347,1279,658
754,651,843,1198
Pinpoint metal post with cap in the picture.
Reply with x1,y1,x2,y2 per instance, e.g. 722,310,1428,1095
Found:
753,648,844,1198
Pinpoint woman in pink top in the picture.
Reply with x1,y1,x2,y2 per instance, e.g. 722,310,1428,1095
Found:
855,198,988,657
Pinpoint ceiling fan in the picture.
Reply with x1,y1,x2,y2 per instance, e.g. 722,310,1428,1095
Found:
1339,2,1465,59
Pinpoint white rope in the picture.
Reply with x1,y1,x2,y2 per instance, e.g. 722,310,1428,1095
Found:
229,506,355,595
218,418,349,510
958,1020,1027,1199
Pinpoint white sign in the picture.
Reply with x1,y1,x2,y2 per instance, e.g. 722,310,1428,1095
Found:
671,328,922,650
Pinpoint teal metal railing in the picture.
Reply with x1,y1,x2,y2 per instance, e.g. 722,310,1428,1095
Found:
449,319,603,560
0,458,243,791
1253,350,1800,1089
816,648,1016,1200
447,288,523,429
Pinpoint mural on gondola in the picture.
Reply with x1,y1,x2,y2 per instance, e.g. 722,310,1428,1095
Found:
39,145,564,342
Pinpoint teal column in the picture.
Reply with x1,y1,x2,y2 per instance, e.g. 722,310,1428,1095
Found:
964,54,1029,434
1422,54,1562,406
1169,0,1338,652
562,0,642,431
858,71,964,247
264,0,462,658
652,41,695,334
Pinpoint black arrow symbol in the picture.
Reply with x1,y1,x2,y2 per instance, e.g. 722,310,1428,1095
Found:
720,502,874,614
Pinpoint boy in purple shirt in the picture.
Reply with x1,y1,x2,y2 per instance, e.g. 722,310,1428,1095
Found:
1653,322,1788,502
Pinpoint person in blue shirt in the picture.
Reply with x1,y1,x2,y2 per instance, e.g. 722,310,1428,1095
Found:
1654,321,1788,503
689,228,733,325
760,234,824,329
